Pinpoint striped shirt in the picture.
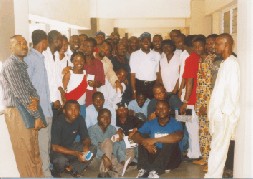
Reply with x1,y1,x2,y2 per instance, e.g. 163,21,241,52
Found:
0,55,41,119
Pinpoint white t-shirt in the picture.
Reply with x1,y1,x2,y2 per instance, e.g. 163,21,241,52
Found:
130,49,160,81
160,52,180,92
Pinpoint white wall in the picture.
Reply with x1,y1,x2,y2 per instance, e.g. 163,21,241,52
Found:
205,0,237,15
189,0,212,36
91,0,191,18
234,0,253,177
28,0,91,29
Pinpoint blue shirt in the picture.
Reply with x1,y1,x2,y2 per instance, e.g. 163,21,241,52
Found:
128,98,150,117
24,48,53,117
138,117,183,148
85,104,116,128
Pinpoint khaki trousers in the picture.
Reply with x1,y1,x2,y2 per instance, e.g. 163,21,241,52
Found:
5,108,44,177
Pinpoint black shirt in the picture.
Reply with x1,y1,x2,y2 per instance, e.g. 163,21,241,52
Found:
116,115,144,136
51,114,89,148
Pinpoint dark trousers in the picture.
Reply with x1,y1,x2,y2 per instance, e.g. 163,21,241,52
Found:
138,143,181,174
51,143,96,173
136,79,156,99
225,140,235,170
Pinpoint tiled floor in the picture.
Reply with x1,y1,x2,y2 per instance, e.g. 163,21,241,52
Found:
61,160,205,178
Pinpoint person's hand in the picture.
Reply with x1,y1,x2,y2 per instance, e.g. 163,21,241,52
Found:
62,66,72,76
199,105,207,116
115,80,123,93
116,128,124,141
148,112,156,120
76,151,85,162
129,128,138,139
34,118,46,130
142,138,156,147
28,97,39,111
144,144,157,154
53,100,61,110
180,103,187,115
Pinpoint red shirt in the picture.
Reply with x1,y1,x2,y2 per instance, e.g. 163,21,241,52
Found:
182,52,200,105
84,58,105,106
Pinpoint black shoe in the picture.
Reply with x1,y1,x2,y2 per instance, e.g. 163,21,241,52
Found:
64,168,81,178
129,162,137,167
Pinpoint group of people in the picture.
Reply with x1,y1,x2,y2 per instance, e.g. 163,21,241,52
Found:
0,28,240,178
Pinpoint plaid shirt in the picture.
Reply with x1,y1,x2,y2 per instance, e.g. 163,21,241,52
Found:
0,55,41,119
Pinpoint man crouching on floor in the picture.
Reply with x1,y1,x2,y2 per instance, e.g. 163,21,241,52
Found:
50,100,96,177
132,100,183,178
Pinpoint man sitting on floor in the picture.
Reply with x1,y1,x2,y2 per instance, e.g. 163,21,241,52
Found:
132,100,183,178
51,100,96,177
88,108,126,177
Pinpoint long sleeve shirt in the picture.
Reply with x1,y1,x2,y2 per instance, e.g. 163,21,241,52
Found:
0,55,41,119
24,48,53,118
208,55,240,135
88,124,116,157
43,48,62,103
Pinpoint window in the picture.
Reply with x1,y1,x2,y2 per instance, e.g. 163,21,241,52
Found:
222,6,237,34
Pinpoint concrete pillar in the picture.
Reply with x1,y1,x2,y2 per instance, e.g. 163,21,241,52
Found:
234,0,253,177
0,0,15,60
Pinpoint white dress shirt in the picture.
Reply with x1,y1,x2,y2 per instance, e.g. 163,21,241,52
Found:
43,48,62,103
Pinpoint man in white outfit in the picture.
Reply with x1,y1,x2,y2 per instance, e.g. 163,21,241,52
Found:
205,33,240,178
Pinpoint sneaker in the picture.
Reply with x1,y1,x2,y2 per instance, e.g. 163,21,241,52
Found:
136,169,149,178
148,170,159,178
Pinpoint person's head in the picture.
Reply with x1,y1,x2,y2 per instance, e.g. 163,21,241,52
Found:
92,92,105,111
98,41,110,58
175,34,185,50
83,38,95,56
32,30,48,51
161,40,176,56
117,43,127,57
155,100,170,121
96,31,106,45
70,51,85,70
59,35,69,54
153,84,166,101
152,35,163,51
116,68,127,83
215,33,233,57
128,36,139,52
48,30,62,52
169,29,182,42
97,108,111,131
192,35,206,56
10,35,28,58
205,34,218,55
104,40,113,58
140,32,151,52
63,100,80,123
136,92,147,108
116,102,129,119
69,35,80,52
110,32,120,45
79,34,88,44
